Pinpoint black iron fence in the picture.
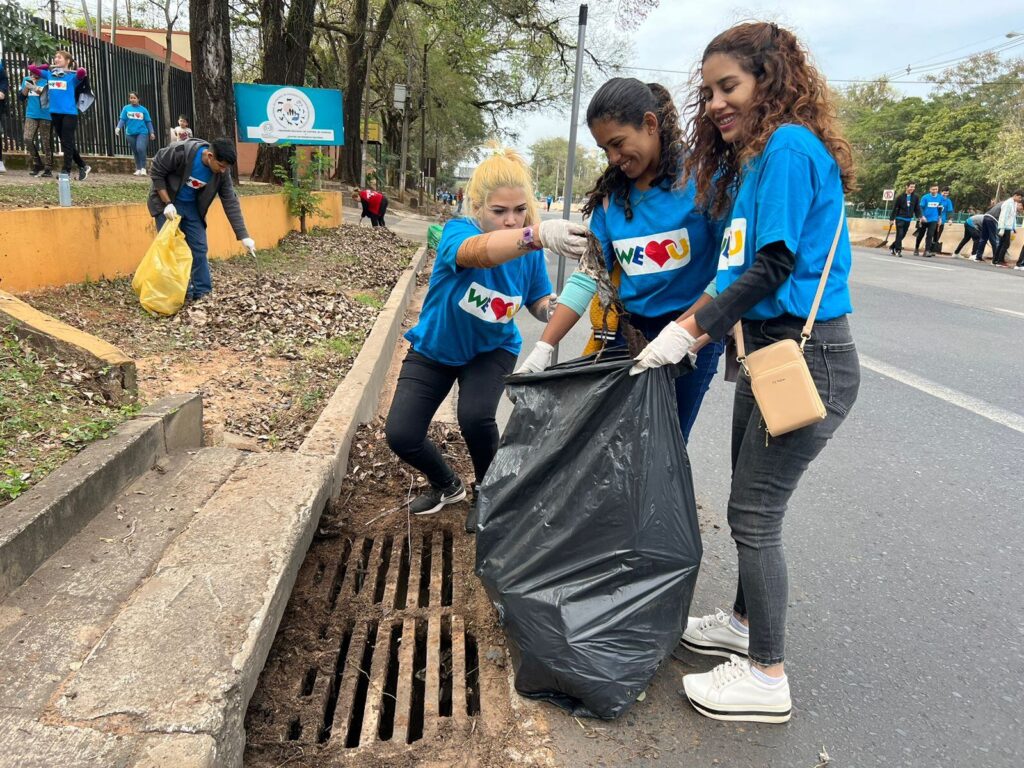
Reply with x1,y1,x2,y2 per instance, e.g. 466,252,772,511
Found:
1,14,194,160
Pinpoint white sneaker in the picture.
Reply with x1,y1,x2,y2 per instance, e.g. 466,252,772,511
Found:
0,161,6,174
1014,266,1023,271
682,655,791,723
680,609,749,658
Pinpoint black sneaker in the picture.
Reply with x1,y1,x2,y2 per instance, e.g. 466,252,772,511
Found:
465,483,481,534
29,167,43,177
39,170,52,178
78,165,91,181
409,478,466,516
913,249,919,256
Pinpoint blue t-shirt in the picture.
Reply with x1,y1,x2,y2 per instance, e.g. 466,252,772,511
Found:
717,124,852,322
175,150,214,204
21,76,50,120
920,193,944,223
941,196,954,222
118,104,154,135
590,179,717,318
405,217,553,366
38,68,82,115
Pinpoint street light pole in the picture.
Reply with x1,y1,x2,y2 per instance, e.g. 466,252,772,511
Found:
360,17,374,188
553,3,588,364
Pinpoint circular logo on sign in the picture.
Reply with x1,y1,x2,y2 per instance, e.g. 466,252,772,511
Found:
267,87,315,131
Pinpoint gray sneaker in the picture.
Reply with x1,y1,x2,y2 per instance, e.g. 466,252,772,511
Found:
409,478,466,516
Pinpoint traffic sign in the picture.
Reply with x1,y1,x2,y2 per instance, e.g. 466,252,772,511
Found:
882,189,895,201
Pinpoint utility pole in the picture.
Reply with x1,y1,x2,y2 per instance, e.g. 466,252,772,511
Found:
398,37,412,203
49,0,56,27
417,42,427,208
79,0,95,36
360,15,374,187
97,0,103,38
111,0,118,44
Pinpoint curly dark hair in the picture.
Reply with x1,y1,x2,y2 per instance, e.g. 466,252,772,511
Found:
683,22,855,218
581,78,685,221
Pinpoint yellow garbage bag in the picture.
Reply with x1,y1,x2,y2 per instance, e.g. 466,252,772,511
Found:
132,218,193,316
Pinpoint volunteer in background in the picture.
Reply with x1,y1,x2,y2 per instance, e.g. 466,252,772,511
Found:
171,115,193,142
887,182,920,256
0,59,8,174
518,77,723,443
20,63,53,177
352,181,389,227
115,92,157,176
147,137,255,302
385,148,585,528
991,192,1022,267
914,183,944,256
954,213,984,259
29,52,90,181
935,187,954,252
634,21,861,723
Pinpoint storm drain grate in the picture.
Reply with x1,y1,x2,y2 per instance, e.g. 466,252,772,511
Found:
262,529,477,751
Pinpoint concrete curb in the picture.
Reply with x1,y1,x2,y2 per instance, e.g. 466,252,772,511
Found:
300,245,429,497
0,393,202,600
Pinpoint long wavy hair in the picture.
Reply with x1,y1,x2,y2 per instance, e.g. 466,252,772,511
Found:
683,22,855,218
466,146,539,227
581,78,684,221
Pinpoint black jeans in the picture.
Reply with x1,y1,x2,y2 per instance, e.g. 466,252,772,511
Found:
1017,241,1024,268
385,348,516,488
52,113,85,173
915,220,938,253
954,228,980,255
979,218,1000,260
993,231,1012,265
728,315,860,665
891,219,911,252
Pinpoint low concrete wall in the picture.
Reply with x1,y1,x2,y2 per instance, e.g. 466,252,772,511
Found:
0,192,344,293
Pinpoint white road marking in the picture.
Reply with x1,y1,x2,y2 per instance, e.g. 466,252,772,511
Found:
866,256,953,271
993,307,1024,320
861,355,1024,436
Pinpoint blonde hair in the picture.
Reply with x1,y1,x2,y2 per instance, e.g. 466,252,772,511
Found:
466,147,539,226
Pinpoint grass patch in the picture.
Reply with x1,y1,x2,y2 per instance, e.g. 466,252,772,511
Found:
0,180,279,210
352,291,385,309
0,329,138,506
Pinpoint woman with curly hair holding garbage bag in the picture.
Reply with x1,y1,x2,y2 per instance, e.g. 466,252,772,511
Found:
385,148,587,528
630,22,861,723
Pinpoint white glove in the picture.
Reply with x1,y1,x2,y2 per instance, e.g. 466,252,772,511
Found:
538,219,588,259
629,322,696,376
114,126,121,136
516,341,554,374
163,203,178,219
242,237,256,252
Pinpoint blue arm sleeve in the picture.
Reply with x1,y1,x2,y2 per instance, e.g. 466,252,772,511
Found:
557,271,598,315
147,121,155,133
116,118,126,131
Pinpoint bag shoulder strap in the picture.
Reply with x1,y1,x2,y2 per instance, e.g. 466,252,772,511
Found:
733,209,846,360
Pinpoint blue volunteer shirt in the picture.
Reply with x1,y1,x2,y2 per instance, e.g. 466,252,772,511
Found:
118,104,154,135
175,149,214,204
920,193,944,223
717,124,853,322
589,178,717,318
39,68,82,115
21,76,50,120
941,196,954,222
405,217,553,367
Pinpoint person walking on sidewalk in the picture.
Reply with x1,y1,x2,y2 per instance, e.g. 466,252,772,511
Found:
954,213,984,258
633,21,860,724
517,77,724,443
914,183,943,256
19,64,53,177
991,192,1022,267
384,148,585,529
115,93,157,176
147,137,255,302
30,52,90,181
888,182,920,256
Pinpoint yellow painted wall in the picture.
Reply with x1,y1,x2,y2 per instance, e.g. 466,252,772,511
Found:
0,192,343,293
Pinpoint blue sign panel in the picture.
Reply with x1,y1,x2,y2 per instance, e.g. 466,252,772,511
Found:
234,84,345,146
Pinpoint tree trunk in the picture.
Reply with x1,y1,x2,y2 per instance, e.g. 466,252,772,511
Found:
161,8,174,139
188,0,235,143
250,0,318,182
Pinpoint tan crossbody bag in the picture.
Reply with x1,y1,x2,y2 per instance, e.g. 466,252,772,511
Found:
732,211,845,438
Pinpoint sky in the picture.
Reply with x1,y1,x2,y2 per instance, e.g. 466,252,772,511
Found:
506,0,1024,161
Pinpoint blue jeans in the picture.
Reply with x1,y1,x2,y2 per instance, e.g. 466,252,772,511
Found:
630,311,725,442
155,203,210,300
728,315,860,665
128,132,149,170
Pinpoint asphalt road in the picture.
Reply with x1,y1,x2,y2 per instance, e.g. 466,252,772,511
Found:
507,246,1024,767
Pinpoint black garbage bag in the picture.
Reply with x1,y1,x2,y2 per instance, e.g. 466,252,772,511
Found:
475,349,702,719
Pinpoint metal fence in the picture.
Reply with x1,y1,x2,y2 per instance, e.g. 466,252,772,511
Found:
1,13,193,160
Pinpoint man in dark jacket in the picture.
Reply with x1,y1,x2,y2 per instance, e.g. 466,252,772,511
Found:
888,182,921,256
0,60,9,174
147,137,254,302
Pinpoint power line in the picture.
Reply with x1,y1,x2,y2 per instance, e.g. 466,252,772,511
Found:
610,64,1024,87
869,32,1009,79
873,34,1024,80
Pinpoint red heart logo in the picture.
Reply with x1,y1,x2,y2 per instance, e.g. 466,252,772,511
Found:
491,297,512,320
645,239,675,268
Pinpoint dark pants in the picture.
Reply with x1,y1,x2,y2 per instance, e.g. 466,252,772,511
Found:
915,220,938,253
630,312,724,442
52,113,85,173
954,226,980,256
1016,241,1024,268
128,132,149,170
993,231,1012,265
728,315,860,665
979,218,1000,260
155,202,211,300
24,117,53,171
891,219,911,252
385,348,516,488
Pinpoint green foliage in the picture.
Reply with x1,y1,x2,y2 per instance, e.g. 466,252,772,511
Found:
983,122,1024,191
0,1,57,61
273,150,333,233
528,137,604,201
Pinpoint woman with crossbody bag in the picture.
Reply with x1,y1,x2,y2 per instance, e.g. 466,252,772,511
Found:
630,22,861,723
